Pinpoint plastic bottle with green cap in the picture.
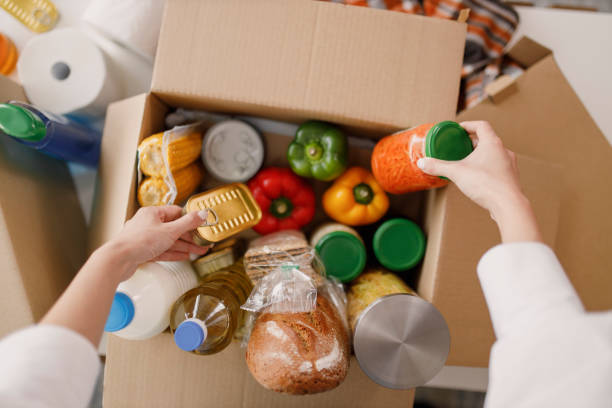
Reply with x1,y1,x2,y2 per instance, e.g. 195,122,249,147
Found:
311,223,367,282
373,218,426,272
0,101,101,166
372,120,474,194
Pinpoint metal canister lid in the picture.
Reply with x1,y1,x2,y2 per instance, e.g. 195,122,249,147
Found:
202,120,265,183
353,293,450,389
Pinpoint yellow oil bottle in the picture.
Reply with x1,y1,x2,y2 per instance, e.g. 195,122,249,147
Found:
169,261,253,355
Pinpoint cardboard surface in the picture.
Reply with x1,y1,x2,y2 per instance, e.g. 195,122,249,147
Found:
458,42,612,313
153,0,466,134
419,155,563,367
105,335,414,408
0,75,87,337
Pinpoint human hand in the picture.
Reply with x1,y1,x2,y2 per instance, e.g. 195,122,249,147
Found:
102,206,211,281
417,121,541,243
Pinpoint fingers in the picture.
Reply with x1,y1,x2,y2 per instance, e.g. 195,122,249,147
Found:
417,157,457,178
169,239,209,256
155,250,193,262
165,210,209,238
154,205,185,222
459,121,499,144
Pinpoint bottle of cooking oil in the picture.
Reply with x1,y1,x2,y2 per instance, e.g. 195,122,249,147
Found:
170,260,253,355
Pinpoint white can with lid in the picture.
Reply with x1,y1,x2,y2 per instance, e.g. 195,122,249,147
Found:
201,119,265,182
104,261,199,340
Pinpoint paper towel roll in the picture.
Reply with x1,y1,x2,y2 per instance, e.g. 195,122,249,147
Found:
17,28,121,117
82,0,165,61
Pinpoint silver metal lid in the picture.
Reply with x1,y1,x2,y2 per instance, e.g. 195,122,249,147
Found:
353,293,450,389
202,120,264,182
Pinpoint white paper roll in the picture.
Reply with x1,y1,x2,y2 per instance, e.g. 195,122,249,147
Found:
17,28,121,117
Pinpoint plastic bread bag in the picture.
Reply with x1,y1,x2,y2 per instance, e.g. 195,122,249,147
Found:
243,230,326,286
136,122,205,206
241,243,350,394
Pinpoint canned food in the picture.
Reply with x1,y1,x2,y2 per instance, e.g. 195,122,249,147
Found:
192,239,245,278
310,223,366,283
184,183,262,246
348,269,450,390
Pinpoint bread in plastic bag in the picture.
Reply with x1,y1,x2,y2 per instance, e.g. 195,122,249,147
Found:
241,237,350,395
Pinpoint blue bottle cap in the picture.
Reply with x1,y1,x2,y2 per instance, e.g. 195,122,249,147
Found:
105,292,135,332
174,319,207,352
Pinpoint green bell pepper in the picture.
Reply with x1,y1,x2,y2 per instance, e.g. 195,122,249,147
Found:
287,121,348,181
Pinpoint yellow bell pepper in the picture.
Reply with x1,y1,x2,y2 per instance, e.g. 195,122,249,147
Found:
322,167,389,226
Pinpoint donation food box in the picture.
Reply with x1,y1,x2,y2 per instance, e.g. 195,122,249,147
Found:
87,0,594,406
0,75,87,338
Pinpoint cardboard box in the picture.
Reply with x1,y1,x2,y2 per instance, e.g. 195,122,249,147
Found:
90,0,469,406
417,36,612,367
0,75,87,337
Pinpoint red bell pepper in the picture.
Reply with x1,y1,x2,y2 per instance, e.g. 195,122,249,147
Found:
248,167,316,235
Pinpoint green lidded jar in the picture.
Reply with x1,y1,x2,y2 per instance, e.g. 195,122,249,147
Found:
373,218,425,272
311,223,366,283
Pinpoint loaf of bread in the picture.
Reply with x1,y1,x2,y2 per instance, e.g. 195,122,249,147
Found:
246,294,350,395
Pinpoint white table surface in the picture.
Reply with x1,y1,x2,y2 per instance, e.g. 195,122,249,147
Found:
2,2,611,393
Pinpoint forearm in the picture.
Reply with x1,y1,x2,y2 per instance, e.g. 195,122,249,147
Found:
491,192,542,243
41,242,137,347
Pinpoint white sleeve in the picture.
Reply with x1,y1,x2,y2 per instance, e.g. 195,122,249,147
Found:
0,324,101,408
478,242,612,408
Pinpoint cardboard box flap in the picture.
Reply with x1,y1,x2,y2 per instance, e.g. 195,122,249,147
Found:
152,0,466,133
0,113,87,336
419,154,563,367
457,52,612,312
0,75,27,102
88,94,168,253
506,36,552,69
104,335,415,408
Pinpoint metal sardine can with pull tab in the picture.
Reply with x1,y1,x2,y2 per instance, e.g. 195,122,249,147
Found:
184,183,262,246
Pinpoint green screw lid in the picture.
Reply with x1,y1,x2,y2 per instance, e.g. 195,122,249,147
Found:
373,218,426,272
0,103,46,142
315,231,366,282
425,121,473,161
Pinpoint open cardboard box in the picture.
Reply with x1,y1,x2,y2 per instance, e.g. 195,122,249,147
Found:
0,75,87,338
88,0,609,406
90,0,467,406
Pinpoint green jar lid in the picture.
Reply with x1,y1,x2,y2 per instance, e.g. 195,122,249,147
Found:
315,231,366,282
0,103,46,142
373,219,425,272
425,121,473,161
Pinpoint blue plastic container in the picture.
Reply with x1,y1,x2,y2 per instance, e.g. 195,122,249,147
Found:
0,101,101,167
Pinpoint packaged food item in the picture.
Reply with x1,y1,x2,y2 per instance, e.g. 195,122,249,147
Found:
0,0,58,33
242,262,350,394
0,101,101,166
138,124,203,177
104,261,199,340
137,161,204,206
371,121,473,194
287,120,347,181
244,230,325,286
347,269,450,389
201,119,264,182
373,218,426,272
248,167,316,235
0,33,18,75
310,223,366,283
192,238,245,278
322,166,389,226
183,183,262,246
169,262,253,355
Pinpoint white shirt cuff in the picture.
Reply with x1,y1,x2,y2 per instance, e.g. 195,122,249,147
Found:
477,242,584,339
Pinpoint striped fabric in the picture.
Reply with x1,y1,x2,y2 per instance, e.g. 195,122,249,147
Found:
319,0,522,109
